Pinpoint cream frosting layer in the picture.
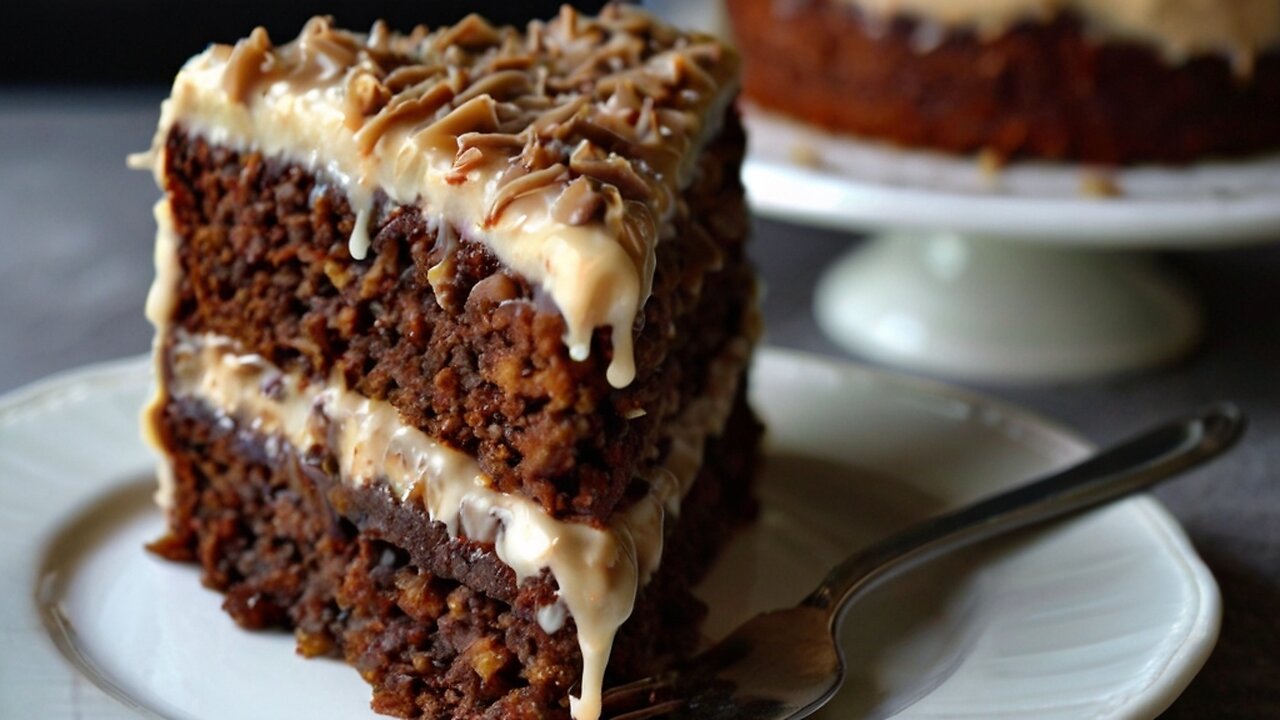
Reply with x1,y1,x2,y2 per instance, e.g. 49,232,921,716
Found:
131,8,740,389
162,328,750,720
141,198,181,509
837,0,1280,61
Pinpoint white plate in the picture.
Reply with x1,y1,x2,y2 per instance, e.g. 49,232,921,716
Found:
0,351,1219,719
743,107,1280,246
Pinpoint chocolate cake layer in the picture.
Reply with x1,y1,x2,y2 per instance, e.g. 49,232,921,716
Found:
136,7,745,395
728,0,1280,163
138,10,759,719
162,110,752,523
149,389,761,719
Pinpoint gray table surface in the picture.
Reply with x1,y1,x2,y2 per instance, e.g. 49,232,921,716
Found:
1,90,1276,718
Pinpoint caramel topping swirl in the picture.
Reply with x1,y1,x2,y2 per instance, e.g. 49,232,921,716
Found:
140,3,739,392
206,4,736,257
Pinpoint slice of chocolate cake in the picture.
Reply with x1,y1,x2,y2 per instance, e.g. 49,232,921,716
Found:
132,6,760,719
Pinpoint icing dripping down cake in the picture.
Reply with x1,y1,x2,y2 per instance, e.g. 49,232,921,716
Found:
134,6,760,719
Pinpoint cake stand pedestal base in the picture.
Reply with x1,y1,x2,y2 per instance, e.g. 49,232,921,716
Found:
814,233,1202,382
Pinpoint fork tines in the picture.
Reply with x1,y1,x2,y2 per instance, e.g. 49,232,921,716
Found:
601,674,683,720
606,698,687,720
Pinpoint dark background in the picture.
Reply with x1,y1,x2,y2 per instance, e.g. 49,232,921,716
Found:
0,2,1275,717
0,1,609,85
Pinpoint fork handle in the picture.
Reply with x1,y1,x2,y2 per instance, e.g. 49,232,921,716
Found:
803,403,1245,621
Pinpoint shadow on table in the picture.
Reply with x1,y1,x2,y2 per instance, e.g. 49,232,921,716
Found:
1159,544,1280,718
1156,247,1280,718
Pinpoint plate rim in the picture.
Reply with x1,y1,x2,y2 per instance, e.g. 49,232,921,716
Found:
753,347,1221,720
0,351,1221,719
739,104,1280,247
743,158,1280,247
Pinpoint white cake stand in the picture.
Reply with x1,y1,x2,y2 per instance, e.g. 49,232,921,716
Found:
743,109,1280,383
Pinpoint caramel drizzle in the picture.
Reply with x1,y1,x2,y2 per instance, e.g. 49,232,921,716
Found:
217,6,736,317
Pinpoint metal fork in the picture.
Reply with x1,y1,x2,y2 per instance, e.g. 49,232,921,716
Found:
600,404,1245,720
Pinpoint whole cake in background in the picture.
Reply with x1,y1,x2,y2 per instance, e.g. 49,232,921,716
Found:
727,0,1280,163
132,5,761,719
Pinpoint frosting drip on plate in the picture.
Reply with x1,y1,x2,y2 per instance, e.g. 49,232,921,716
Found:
133,6,740,388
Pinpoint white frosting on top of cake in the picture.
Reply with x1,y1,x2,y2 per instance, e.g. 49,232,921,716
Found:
131,7,740,389
161,328,751,720
835,0,1280,60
